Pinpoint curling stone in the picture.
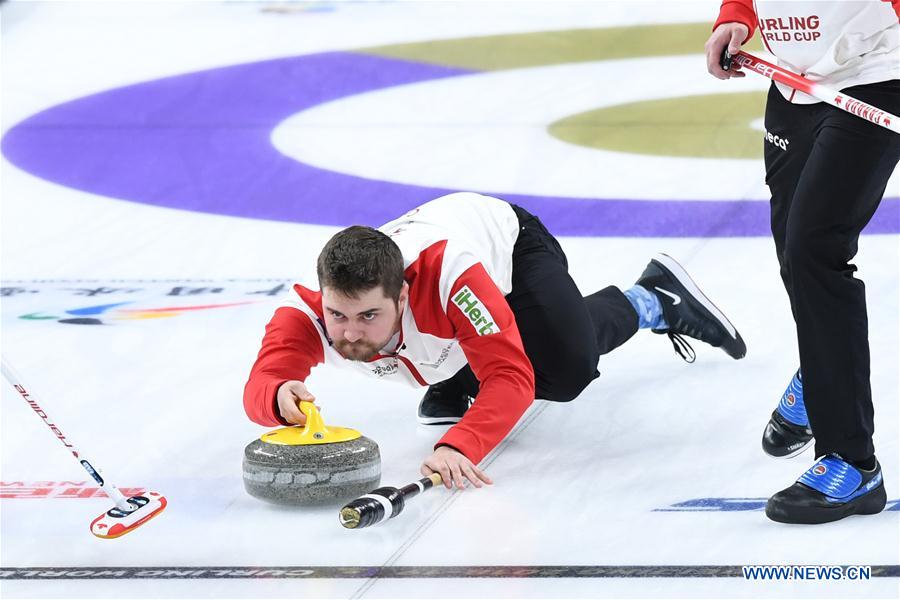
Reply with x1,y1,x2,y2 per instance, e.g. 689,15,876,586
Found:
243,401,380,505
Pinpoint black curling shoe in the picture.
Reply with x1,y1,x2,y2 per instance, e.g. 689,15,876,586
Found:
636,253,746,361
417,377,472,425
762,369,814,458
763,410,814,458
766,455,887,524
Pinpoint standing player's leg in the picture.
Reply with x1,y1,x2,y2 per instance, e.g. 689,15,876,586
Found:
765,80,900,524
760,83,819,459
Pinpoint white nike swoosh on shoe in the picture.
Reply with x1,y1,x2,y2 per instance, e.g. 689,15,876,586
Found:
654,286,681,305
653,253,738,340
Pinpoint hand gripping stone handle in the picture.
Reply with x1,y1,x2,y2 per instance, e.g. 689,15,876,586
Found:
339,472,443,529
721,49,900,135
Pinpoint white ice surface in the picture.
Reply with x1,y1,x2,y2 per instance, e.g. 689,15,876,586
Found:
2,2,898,599
271,55,777,200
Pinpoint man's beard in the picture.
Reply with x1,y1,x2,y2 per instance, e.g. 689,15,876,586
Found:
334,338,382,362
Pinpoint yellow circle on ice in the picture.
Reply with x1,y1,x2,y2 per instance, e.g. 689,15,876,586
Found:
549,91,768,159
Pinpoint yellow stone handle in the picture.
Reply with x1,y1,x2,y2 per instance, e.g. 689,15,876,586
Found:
298,400,328,440
259,400,360,445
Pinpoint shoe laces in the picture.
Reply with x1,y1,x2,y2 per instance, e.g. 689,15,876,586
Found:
667,332,696,363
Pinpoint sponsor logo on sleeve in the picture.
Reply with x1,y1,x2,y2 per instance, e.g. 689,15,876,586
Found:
452,286,499,336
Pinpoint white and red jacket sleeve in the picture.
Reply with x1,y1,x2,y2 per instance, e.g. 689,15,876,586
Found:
436,262,535,465
714,0,757,42
243,306,325,427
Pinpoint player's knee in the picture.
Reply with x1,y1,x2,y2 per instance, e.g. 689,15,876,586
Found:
543,358,598,402
784,227,844,271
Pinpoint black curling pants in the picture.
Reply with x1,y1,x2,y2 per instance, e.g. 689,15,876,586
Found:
764,80,900,462
448,204,639,402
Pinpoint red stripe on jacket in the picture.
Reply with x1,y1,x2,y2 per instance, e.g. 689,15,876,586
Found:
404,240,455,339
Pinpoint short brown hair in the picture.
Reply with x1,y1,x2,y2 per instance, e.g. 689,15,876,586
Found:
316,226,405,300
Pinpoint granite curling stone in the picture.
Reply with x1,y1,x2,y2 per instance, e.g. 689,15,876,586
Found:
243,401,380,505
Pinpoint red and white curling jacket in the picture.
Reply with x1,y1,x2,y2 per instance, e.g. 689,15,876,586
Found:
716,0,900,103
243,193,535,465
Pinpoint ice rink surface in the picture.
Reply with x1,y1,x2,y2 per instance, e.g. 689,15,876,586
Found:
1,1,898,598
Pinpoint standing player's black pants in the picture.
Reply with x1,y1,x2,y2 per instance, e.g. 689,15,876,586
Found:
448,204,639,402
764,80,900,463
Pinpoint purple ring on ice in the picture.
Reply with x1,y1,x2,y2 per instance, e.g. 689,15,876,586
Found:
2,52,897,237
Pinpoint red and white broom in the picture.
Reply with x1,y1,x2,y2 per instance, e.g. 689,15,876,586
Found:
1,356,167,538
723,49,899,135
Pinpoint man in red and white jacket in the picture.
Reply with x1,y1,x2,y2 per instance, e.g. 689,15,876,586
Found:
244,193,746,489
706,1,899,525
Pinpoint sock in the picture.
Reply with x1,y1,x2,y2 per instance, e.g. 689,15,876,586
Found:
852,456,877,471
624,285,669,330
